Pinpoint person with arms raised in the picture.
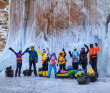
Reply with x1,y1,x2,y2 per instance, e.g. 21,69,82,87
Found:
9,48,26,77
26,46,38,76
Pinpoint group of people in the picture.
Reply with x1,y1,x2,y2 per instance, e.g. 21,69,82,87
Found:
9,43,101,78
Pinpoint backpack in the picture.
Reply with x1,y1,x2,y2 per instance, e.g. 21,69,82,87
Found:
77,76,90,84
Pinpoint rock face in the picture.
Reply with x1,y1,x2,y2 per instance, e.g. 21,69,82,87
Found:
0,0,9,52
9,0,99,40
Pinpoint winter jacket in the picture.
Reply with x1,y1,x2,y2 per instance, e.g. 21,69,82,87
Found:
38,49,46,64
89,46,101,62
26,48,38,61
45,56,50,63
47,50,57,65
57,51,66,65
80,46,89,63
72,50,80,59
12,50,26,63
69,50,80,63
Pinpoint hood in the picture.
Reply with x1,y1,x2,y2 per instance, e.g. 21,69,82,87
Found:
60,51,63,54
90,46,95,49
52,51,55,54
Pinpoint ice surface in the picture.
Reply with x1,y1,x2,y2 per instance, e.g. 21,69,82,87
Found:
0,73,110,93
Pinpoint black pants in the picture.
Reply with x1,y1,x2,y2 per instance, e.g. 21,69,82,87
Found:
72,63,78,70
29,60,37,76
42,61,48,71
60,63,66,70
81,62,87,70
15,63,22,77
91,59,97,73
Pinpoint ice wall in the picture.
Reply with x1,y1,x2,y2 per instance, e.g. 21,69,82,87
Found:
0,0,110,76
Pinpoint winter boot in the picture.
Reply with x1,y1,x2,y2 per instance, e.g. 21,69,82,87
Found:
55,75,57,78
47,76,50,78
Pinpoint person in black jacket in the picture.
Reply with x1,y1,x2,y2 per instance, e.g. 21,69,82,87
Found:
79,44,89,70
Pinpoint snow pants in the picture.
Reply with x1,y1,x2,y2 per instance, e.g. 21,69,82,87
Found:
42,61,48,71
81,62,87,70
29,60,37,76
60,63,66,70
91,59,97,73
48,64,57,77
15,62,22,77
72,63,78,70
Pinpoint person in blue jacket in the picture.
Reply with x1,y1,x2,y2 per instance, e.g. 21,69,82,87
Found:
69,47,80,70
26,46,38,76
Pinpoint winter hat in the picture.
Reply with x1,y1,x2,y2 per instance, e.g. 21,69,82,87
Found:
60,51,63,54
52,51,56,56
31,46,34,48
74,47,77,50
52,51,55,54
43,49,46,53
90,44,93,48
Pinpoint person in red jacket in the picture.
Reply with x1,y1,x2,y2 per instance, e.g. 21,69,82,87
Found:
89,43,101,73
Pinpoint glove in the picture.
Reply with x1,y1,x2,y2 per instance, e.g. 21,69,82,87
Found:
84,44,87,47
69,51,71,54
95,43,98,46
9,47,14,51
90,55,92,58
63,48,65,51
35,60,38,63
38,46,40,49
89,61,92,65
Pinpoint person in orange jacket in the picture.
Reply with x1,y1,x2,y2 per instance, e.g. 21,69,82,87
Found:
89,43,101,73
57,49,66,70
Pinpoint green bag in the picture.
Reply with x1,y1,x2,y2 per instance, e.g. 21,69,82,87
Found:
68,70,75,76
77,77,86,82
77,76,90,84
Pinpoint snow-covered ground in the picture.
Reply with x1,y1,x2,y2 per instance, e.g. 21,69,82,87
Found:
0,73,110,93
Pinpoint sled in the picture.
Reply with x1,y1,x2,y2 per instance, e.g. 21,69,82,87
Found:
56,73,69,78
